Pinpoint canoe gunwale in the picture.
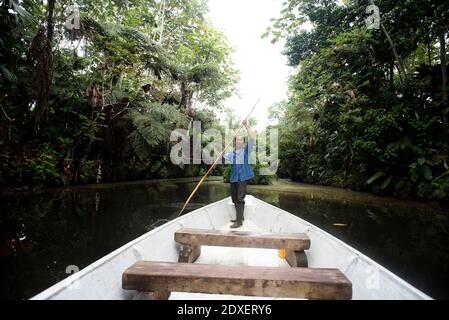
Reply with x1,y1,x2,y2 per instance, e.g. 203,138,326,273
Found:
249,197,432,300
31,195,432,300
31,197,231,300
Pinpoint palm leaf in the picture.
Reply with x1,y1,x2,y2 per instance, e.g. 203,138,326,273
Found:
367,171,385,184
9,0,37,25
0,65,17,82
126,102,189,160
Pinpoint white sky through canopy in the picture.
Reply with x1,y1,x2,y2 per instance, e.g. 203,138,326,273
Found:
207,0,293,130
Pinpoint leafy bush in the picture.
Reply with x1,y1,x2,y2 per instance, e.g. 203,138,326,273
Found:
4,147,62,187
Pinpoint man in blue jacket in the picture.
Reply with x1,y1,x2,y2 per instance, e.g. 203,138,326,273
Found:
223,120,255,228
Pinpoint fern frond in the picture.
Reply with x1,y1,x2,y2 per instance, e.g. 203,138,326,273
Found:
126,102,189,160
80,16,180,78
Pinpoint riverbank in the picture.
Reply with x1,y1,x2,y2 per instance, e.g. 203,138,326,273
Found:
1,176,447,213
246,179,448,212
0,176,224,197
175,177,447,213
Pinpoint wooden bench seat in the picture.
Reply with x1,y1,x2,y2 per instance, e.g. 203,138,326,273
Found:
122,261,352,300
174,228,311,267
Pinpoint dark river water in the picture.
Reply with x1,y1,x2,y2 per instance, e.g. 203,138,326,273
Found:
0,178,448,299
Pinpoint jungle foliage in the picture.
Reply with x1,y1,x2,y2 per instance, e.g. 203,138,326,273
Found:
0,0,238,188
266,0,449,202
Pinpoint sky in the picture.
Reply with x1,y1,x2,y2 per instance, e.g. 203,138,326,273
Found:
207,0,293,130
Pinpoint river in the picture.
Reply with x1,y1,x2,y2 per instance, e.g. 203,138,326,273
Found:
0,178,448,299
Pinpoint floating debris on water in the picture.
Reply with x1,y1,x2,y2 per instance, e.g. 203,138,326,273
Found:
333,223,348,227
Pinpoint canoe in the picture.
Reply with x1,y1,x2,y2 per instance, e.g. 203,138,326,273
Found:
31,195,432,300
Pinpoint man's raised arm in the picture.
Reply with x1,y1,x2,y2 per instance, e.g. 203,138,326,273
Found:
243,119,255,152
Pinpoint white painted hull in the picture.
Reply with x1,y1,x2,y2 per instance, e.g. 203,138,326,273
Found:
31,196,432,300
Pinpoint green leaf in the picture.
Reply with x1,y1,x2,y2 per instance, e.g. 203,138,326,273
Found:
380,177,392,189
0,65,17,82
417,157,425,166
421,165,432,181
367,171,385,184
10,0,37,25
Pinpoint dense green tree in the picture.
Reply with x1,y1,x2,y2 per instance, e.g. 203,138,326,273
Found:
0,0,238,188
267,0,449,202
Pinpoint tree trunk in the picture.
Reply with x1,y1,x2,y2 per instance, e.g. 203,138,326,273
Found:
439,32,448,125
33,0,56,126
380,22,407,85
47,0,55,43
369,0,407,85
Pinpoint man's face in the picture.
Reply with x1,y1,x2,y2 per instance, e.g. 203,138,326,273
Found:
236,135,244,149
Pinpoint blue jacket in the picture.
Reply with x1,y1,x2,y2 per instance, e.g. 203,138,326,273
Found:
223,138,255,183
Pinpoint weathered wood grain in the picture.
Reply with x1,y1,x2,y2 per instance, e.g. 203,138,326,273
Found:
286,250,308,268
122,261,352,300
175,228,311,250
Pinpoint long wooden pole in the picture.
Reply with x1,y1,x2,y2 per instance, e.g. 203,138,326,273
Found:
178,98,261,217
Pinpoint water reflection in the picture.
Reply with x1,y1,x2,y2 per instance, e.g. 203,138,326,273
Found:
250,190,449,300
0,179,448,299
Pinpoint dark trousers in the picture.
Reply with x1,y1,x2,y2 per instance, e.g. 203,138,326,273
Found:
231,181,247,222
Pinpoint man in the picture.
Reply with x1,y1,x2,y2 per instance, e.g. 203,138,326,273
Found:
223,120,255,228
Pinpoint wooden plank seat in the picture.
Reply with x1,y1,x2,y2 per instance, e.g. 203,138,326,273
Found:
175,228,311,267
122,261,352,300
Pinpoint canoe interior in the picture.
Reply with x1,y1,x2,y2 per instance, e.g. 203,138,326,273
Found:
31,195,431,300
